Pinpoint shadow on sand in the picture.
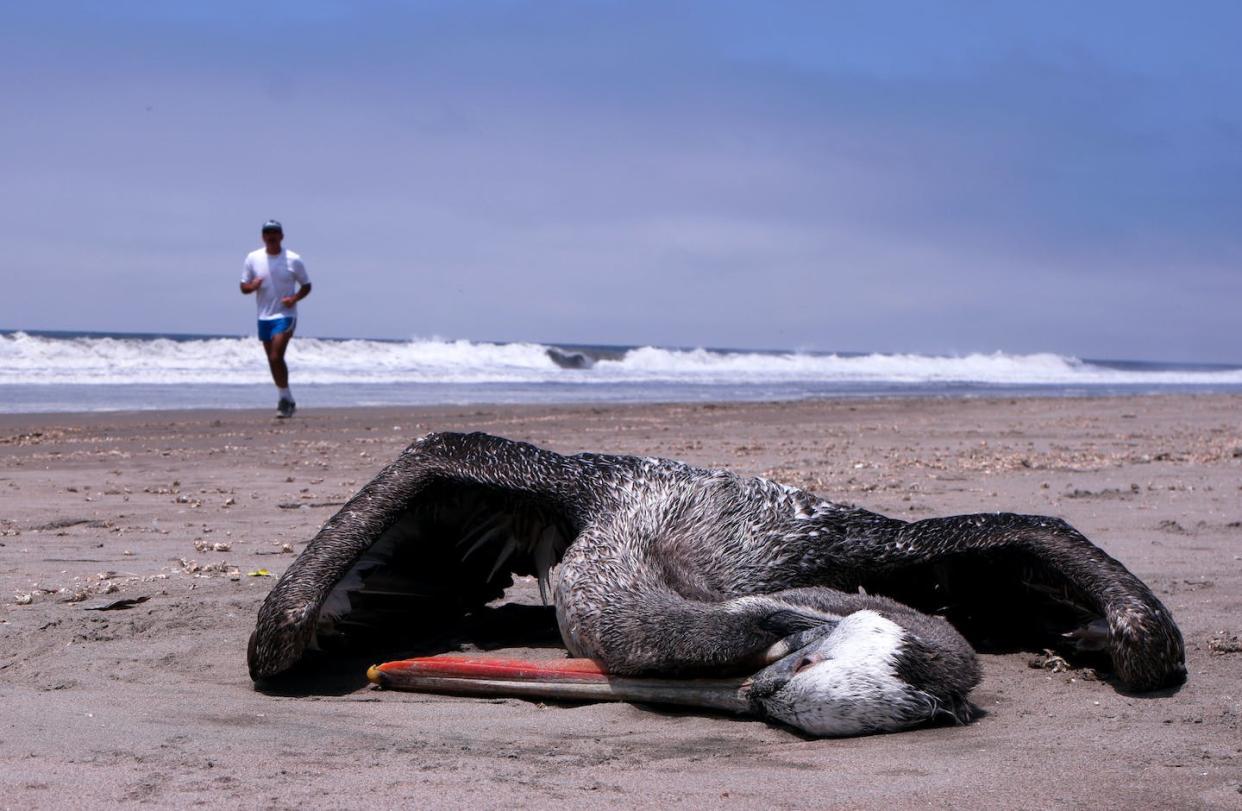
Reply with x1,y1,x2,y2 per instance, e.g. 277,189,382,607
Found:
253,603,563,697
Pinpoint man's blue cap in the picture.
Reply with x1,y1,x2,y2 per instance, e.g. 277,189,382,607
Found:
261,219,283,233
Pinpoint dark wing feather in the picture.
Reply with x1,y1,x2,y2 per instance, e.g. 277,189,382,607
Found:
248,433,589,682
843,511,1186,690
312,479,575,651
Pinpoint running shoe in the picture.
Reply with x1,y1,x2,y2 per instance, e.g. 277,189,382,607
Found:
277,398,296,419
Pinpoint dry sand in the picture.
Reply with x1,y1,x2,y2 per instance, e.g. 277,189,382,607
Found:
1,396,1240,809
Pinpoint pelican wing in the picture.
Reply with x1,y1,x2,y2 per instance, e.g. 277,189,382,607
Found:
248,433,590,681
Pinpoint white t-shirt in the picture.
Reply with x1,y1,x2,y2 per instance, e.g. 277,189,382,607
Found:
242,248,310,320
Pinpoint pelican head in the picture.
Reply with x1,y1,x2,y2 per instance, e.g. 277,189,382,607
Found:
745,611,978,737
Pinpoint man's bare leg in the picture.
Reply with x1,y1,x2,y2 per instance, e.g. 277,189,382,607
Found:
264,331,292,388
264,329,295,416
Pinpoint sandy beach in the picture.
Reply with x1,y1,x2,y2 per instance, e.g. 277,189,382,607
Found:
1,395,1240,809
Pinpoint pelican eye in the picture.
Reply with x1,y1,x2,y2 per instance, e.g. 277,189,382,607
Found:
794,656,817,674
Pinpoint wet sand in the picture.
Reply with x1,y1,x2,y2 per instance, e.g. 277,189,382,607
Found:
1,396,1240,808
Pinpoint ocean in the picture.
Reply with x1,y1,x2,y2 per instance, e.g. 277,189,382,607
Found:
2,329,1241,414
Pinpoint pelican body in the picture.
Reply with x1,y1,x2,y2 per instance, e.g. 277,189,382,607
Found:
248,432,1185,736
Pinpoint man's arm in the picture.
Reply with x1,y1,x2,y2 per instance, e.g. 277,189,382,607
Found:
280,282,311,308
240,257,261,294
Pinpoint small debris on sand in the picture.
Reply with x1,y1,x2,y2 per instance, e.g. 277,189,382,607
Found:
1207,634,1241,655
82,594,152,611
1028,649,1072,673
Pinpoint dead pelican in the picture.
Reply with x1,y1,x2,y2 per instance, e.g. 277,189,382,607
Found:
248,432,1185,737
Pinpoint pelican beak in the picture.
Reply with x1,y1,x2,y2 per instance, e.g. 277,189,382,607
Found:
369,655,751,715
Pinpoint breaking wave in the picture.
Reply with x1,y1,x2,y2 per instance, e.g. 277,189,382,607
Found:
3,331,1240,387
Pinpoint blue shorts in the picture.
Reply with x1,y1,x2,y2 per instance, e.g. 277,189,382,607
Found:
257,317,296,341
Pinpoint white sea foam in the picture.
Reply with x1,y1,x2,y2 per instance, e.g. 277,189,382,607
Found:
2,331,1241,389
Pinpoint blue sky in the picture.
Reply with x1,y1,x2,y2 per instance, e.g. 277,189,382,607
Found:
3,1,1239,362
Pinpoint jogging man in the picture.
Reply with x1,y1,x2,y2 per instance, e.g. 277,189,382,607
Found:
240,220,311,418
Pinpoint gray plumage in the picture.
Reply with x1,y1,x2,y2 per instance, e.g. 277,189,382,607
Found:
248,432,1185,736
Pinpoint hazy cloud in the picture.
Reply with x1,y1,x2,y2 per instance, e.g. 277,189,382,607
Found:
2,1,1239,361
